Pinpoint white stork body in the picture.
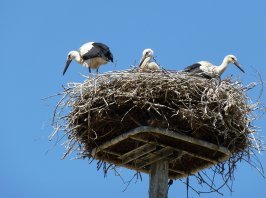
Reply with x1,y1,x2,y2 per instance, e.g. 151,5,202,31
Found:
183,55,245,78
63,42,113,75
146,62,160,70
139,48,160,71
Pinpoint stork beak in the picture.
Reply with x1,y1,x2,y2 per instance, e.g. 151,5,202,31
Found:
139,56,145,67
63,58,72,75
233,61,245,73
138,52,148,67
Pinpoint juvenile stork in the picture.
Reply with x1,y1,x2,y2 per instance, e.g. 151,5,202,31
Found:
139,48,160,71
183,55,245,78
63,42,113,75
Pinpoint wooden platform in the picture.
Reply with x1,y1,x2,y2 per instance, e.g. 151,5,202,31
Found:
91,126,231,179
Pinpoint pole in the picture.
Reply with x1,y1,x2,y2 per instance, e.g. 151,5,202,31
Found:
149,159,169,198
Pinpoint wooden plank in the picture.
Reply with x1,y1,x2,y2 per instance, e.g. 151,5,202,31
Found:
137,147,173,168
93,151,186,180
141,127,230,155
131,136,218,164
169,168,187,175
93,152,150,174
168,150,184,163
149,160,169,198
101,149,121,157
184,150,217,164
119,144,157,165
91,126,231,157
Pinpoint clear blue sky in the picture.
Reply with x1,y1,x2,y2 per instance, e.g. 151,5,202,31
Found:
1,0,266,197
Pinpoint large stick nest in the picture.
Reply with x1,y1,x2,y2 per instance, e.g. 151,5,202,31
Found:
51,68,264,194
58,70,253,152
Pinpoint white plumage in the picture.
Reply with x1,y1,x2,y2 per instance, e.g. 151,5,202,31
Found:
139,48,160,71
183,55,245,78
63,42,113,75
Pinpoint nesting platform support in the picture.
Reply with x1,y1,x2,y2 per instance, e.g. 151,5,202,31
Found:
92,126,231,178
91,126,231,196
149,160,169,198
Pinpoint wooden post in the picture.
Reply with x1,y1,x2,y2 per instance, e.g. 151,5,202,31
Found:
149,159,169,198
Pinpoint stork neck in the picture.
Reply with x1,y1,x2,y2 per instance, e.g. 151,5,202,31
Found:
71,51,82,63
140,56,151,68
215,58,230,75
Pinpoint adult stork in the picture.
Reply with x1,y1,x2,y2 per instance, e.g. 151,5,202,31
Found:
63,42,113,75
139,48,160,71
183,55,245,78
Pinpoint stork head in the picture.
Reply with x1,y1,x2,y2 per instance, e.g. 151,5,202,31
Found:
142,48,154,57
63,51,80,75
226,55,245,73
139,48,154,67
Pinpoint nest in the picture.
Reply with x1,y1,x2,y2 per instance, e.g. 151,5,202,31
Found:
51,68,263,194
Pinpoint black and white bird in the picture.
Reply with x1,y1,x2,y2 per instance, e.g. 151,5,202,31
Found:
139,48,160,71
63,42,113,75
183,55,245,78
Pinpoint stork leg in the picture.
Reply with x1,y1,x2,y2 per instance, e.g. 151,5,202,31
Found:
89,67,91,73
217,76,222,85
96,68,99,74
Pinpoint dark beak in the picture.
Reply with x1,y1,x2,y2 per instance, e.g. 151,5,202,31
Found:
63,58,72,75
139,57,145,67
110,53,114,62
234,61,245,73
138,52,148,67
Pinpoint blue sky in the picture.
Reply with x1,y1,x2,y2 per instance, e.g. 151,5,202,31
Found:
1,0,266,197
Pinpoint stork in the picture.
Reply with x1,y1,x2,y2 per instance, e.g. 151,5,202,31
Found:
139,48,160,71
183,55,245,78
63,42,113,75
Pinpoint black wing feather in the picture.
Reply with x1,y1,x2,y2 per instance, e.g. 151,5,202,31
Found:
183,63,202,73
183,63,213,79
81,42,113,62
82,42,113,62
93,42,113,62
82,46,102,60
